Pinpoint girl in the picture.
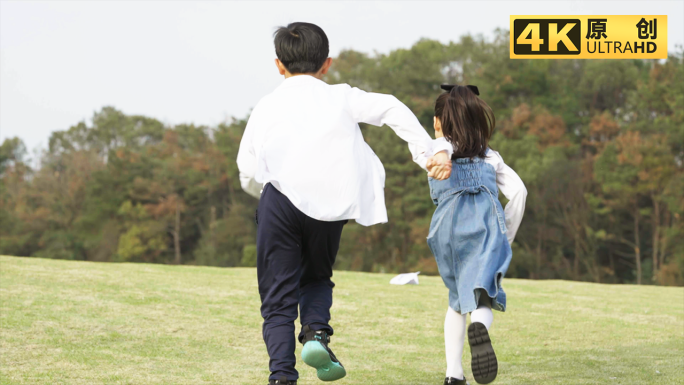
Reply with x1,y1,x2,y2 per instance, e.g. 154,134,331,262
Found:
426,85,527,385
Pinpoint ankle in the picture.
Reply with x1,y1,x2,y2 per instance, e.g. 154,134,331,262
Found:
269,377,296,385
301,325,330,345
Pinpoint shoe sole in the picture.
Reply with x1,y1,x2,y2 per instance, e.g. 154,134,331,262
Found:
301,340,346,382
468,322,497,384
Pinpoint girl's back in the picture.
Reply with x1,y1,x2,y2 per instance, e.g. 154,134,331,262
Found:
427,152,510,315
427,84,527,385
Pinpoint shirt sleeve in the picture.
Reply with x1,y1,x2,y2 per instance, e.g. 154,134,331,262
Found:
425,137,453,157
345,86,453,170
236,108,263,199
487,150,527,245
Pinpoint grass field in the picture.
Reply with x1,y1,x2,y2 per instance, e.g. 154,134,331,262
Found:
1,256,683,385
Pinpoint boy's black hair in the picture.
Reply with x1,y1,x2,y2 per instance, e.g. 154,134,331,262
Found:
274,22,329,74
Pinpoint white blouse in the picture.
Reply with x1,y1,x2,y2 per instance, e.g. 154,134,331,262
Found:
237,75,453,226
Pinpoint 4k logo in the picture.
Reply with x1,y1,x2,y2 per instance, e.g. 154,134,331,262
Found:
513,19,581,55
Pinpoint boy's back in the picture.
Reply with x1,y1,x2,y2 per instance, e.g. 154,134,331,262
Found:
239,74,451,226
242,75,372,223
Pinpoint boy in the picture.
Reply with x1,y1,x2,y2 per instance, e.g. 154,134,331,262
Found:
237,22,453,385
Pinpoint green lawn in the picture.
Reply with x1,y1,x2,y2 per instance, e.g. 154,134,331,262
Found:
1,256,682,385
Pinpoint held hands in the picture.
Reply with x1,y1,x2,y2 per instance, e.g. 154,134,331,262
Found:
426,151,452,180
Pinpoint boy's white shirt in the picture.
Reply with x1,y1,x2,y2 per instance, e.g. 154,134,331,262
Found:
484,148,527,245
237,74,453,226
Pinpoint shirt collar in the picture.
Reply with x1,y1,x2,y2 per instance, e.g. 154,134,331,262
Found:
277,74,325,89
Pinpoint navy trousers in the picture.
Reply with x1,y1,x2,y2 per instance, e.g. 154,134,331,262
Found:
256,183,347,381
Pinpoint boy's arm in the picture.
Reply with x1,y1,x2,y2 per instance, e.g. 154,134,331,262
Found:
236,114,263,199
345,86,452,175
489,150,528,245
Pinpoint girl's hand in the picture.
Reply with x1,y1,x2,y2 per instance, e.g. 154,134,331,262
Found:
427,151,452,180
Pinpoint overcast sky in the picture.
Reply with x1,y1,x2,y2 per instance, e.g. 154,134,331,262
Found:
2,1,683,152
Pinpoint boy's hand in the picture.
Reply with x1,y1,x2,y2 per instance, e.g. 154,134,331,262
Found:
427,151,452,180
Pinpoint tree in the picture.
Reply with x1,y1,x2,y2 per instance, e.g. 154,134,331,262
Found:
1,36,681,286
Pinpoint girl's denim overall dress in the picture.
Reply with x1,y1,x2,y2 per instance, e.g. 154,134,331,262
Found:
427,157,512,314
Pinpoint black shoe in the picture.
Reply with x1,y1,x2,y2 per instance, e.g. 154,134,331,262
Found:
268,377,296,385
444,376,469,385
301,325,346,381
468,322,498,384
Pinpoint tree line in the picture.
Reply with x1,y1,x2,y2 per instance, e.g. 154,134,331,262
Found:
2,31,682,285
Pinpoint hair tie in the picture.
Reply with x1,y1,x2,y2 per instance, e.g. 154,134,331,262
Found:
440,84,480,96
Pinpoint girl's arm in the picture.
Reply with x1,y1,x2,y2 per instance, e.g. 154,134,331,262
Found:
486,150,527,245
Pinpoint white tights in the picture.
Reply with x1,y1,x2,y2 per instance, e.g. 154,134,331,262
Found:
444,296,493,379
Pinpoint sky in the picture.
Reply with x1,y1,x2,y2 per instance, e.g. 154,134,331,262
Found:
1,1,683,152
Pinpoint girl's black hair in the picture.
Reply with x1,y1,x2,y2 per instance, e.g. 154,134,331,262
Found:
273,22,329,74
435,85,495,159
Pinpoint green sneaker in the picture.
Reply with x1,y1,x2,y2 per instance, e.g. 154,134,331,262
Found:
300,325,346,382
